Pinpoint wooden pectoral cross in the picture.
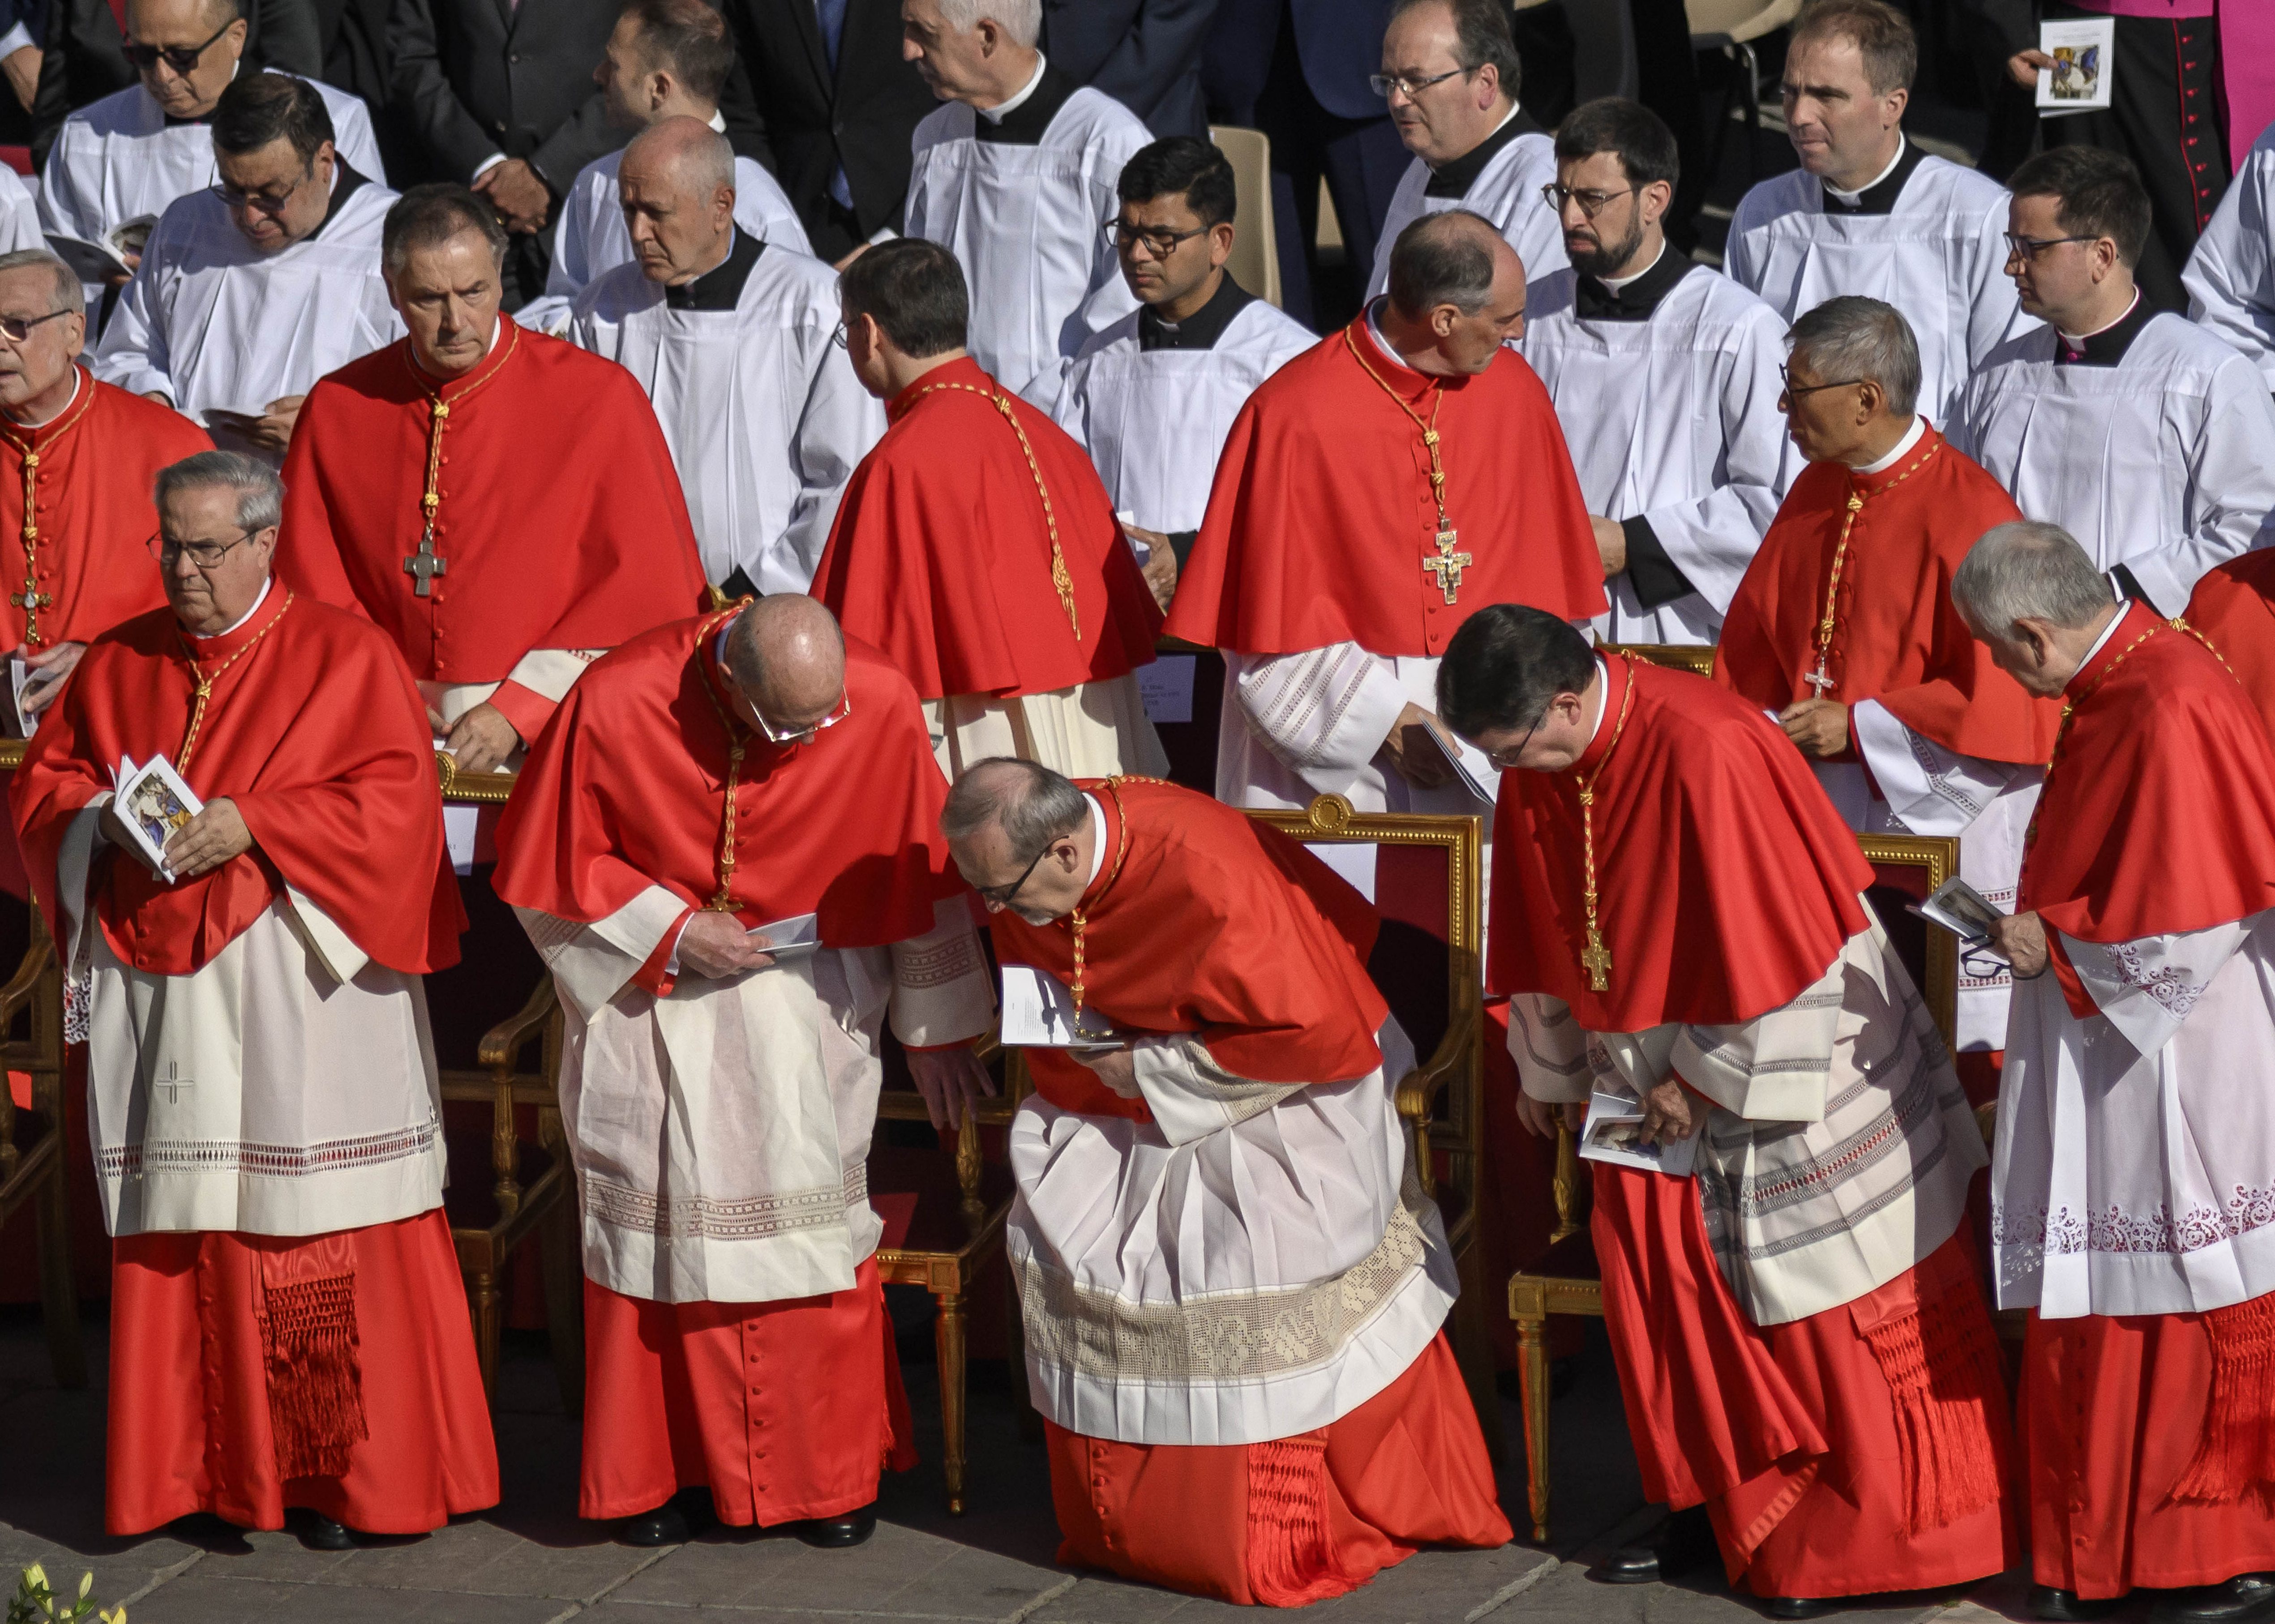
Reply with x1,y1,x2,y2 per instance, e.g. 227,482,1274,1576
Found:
403,533,447,597
1422,528,1471,606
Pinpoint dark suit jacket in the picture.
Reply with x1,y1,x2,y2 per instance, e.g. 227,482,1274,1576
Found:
1041,0,1217,139
1204,0,1391,125
716,0,934,258
31,0,323,167
386,0,620,191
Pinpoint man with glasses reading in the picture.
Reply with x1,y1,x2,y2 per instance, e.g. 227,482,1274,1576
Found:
493,592,994,1548
41,0,381,303
1717,295,2056,1075
1950,147,2275,624
1041,137,1312,612
1521,98,1790,648
12,449,495,1550
1363,0,1561,306
94,72,401,467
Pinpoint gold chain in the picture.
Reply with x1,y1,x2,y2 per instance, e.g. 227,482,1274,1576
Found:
176,591,294,774
692,602,752,910
2023,617,2159,854
909,381,1080,641
403,326,517,596
1064,774,1173,1028
1807,436,1941,697
1342,327,1453,539
1569,660,1637,993
0,377,94,648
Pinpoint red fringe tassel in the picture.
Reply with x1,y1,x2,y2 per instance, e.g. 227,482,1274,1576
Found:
1246,1431,1332,1606
2169,1294,2275,1507
257,1270,368,1481
1860,1277,2011,1535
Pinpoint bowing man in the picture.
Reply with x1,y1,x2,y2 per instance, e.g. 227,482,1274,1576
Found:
570,118,881,598
1044,137,1312,613
94,72,402,466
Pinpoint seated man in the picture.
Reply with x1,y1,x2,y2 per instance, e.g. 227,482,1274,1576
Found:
570,119,880,597
494,594,994,1548
94,71,401,465
9,449,491,1548
1440,603,2011,1608
941,757,1511,1607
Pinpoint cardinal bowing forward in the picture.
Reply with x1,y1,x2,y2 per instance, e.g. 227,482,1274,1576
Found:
809,238,1165,781
10,452,490,1547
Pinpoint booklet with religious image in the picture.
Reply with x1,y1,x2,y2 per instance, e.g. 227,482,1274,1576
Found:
109,754,203,884
4,655,38,739
745,910,821,958
1578,1086,1700,1177
43,215,157,282
1907,877,2005,954
999,963,1125,1051
2036,18,2114,118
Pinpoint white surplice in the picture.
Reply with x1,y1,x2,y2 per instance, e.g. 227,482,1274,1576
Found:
41,78,383,271
902,74,1150,400
1994,909,2275,1320
91,175,402,465
1043,292,1315,534
568,236,883,593
1722,149,2030,427
521,890,993,1304
2183,121,2275,390
1363,110,1565,298
0,166,42,256
1522,263,1793,645
1948,313,2275,615
518,148,811,334
925,678,1168,784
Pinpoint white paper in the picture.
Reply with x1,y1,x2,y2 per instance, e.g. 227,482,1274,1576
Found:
1423,722,1501,804
746,910,821,957
1907,876,2009,962
1577,1086,1699,1177
2037,19,2113,117
1000,962,1122,1049
1138,654,1195,725
7,655,36,739
442,803,479,876
110,753,204,884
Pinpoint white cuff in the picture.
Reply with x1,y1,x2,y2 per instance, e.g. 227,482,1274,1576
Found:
473,154,508,184
1131,1034,1302,1147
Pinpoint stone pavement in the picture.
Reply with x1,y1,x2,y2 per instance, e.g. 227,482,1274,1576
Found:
0,1301,2114,1624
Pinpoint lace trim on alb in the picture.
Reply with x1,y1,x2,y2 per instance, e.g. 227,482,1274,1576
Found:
100,1119,439,1180
2101,940,2209,1020
585,1162,868,1241
1994,1187,2275,1265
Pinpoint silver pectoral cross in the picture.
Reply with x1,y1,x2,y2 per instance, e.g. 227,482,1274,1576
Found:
403,532,447,598
1804,661,1835,698
153,1060,191,1104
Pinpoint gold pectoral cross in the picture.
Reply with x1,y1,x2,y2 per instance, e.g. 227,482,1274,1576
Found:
1422,527,1471,605
1581,928,1612,992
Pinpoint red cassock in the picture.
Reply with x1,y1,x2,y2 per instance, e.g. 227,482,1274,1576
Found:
492,607,962,1524
7,591,486,1536
2015,603,2275,1596
2185,550,2275,743
988,778,1511,1601
1163,320,1605,658
274,316,707,742
807,355,1160,700
1490,655,2016,1598
1716,426,2058,766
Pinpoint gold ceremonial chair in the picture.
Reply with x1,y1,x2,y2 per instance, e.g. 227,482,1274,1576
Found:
433,756,585,1412
1246,794,1508,1462
0,895,86,1390
1505,822,1961,1543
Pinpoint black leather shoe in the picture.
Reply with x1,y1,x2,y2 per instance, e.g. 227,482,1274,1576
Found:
1593,1505,1716,1585
793,1505,877,1549
1765,1600,1832,1620
2034,1586,2121,1620
1594,1544,1662,1584
619,1503,691,1547
297,1513,356,1551
2156,1577,2275,1623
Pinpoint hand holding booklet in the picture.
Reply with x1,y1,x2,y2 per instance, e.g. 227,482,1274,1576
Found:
1578,1085,1700,1177
108,755,203,884
1000,963,1124,1051
1422,720,1501,803
1907,877,2009,961
745,910,820,959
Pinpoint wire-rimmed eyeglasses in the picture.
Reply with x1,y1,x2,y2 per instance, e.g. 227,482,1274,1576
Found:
750,687,851,746
147,526,257,569
1778,363,1865,398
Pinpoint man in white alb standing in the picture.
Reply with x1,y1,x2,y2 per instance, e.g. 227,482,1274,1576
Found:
2183,120,2275,392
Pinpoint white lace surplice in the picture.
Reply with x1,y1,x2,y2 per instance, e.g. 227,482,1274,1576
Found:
1994,909,2275,1319
922,675,1168,782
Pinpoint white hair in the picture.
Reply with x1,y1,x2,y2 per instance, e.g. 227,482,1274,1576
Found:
936,0,1040,46
1952,520,2115,635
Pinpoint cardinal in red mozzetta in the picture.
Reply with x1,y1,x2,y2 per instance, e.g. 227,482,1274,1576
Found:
940,759,1510,1606
10,451,488,1548
1443,603,2012,1610
2185,548,2275,741
808,238,1165,780
1164,208,1602,819
492,594,996,1549
1958,522,2275,1624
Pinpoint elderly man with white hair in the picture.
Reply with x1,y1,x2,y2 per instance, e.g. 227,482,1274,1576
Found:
1956,520,2275,1623
899,0,1150,399
570,117,880,596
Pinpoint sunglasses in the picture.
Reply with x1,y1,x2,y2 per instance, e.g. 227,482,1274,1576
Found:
122,19,233,76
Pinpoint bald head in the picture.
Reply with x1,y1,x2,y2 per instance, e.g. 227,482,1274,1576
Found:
1380,209,1527,376
619,115,737,283
723,595,846,739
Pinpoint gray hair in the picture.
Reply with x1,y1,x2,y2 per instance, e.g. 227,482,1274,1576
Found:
625,116,735,198
1952,520,2115,634
1387,207,1499,318
935,0,1041,47
1786,295,1920,417
0,249,83,317
154,450,284,534
940,756,1087,863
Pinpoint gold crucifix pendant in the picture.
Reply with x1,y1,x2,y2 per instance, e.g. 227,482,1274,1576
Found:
1581,927,1611,992
1422,527,1472,606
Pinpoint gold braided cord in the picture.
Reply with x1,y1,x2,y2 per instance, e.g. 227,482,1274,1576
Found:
691,602,753,910
1341,328,1452,535
1064,774,1173,1030
1807,437,1940,697
2022,617,2159,855
910,381,1080,641
403,325,518,595
0,377,95,648
176,591,295,775
1570,660,1637,993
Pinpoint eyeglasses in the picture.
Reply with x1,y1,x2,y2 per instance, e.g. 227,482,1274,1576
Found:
1369,66,1469,99
0,308,73,343
212,162,314,214
2003,232,2098,261
830,320,849,349
974,843,1052,909
1482,716,1542,770
147,526,257,569
1778,363,1864,398
1540,182,1641,220
1102,219,1209,258
750,687,850,745
121,18,234,76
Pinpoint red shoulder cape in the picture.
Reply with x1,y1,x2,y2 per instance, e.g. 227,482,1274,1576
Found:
9,589,464,975
1490,653,1874,1031
1716,427,2059,764
807,356,1160,700
275,317,707,686
2020,603,2275,943
1162,319,1606,658
2185,550,2275,742
986,777,1388,1120
492,609,961,949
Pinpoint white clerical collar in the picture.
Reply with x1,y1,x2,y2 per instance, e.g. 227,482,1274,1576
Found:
1598,240,1666,295
2059,286,2142,347
1823,133,1906,208
2077,602,2128,670
706,109,726,134
1583,654,1610,746
193,575,271,641
1082,791,1107,886
7,366,81,432
1362,297,1420,377
977,54,1048,123
1850,413,1925,474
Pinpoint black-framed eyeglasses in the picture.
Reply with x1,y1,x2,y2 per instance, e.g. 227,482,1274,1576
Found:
212,161,315,215
147,526,256,568
1778,363,1865,398
975,843,1052,909
1482,715,1542,771
121,19,234,75
830,320,849,349
750,687,851,746
2003,231,2098,261
0,308,73,344
1369,66,1468,99
1103,218,1209,259
1540,182,1641,220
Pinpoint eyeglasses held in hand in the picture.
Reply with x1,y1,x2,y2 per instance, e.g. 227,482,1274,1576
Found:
1102,219,1208,258
147,527,256,569
121,19,234,75
1539,182,1641,220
